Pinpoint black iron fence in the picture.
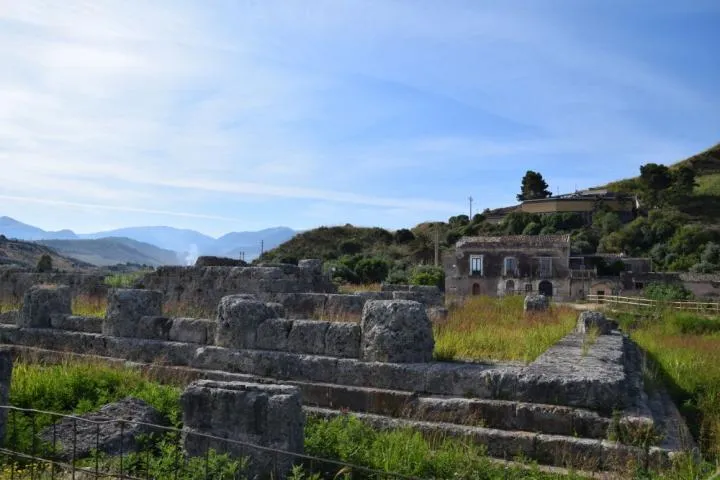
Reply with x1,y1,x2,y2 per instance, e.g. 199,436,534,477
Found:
0,406,418,480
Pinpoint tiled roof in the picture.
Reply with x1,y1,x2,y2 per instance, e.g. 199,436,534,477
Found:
456,234,571,249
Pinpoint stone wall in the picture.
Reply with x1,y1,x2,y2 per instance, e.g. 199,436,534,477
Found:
136,263,337,311
0,268,107,304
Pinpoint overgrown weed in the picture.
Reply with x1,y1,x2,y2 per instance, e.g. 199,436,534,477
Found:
433,295,576,363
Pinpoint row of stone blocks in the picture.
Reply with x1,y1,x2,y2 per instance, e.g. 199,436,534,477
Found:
17,286,437,363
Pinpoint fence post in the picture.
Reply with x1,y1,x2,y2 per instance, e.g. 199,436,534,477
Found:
0,349,11,446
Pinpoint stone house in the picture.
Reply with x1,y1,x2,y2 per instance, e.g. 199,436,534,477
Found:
443,235,572,299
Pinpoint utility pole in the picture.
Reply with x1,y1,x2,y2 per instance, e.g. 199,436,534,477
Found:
434,224,439,267
260,240,264,256
468,196,473,219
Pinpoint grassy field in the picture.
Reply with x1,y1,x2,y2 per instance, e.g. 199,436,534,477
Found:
616,309,720,462
433,296,577,363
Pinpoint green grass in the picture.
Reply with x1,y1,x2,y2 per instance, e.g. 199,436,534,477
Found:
10,360,182,425
694,173,720,197
617,310,720,461
305,414,581,480
433,296,577,363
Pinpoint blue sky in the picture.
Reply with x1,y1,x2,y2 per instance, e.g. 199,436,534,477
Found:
0,0,718,237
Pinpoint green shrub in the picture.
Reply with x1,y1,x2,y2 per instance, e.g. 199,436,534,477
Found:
36,254,52,273
409,265,444,289
643,282,694,301
354,258,389,284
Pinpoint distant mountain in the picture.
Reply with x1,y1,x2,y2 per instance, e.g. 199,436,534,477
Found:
38,238,180,267
0,217,77,240
0,217,297,266
78,227,216,254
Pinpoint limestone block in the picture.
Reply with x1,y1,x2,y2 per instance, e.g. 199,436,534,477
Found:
287,320,330,355
324,322,361,358
266,302,286,319
135,316,173,340
215,296,277,349
256,318,294,351
103,289,163,338
324,294,366,317
19,285,72,328
298,258,323,273
272,293,327,319
0,310,18,325
168,318,214,344
577,311,616,335
50,314,103,333
181,380,304,478
524,294,549,312
360,300,434,363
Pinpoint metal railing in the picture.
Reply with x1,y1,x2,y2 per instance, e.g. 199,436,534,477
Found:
587,294,720,313
0,405,419,480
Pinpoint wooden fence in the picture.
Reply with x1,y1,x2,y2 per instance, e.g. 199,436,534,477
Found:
586,294,720,314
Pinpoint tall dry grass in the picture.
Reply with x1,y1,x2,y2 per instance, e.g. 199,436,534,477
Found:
618,309,720,461
433,295,576,363
337,283,382,294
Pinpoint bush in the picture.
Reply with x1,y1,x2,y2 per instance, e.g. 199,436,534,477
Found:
324,261,359,284
643,282,694,301
393,229,415,244
36,254,53,273
386,268,409,285
670,313,720,335
354,257,389,284
409,265,444,289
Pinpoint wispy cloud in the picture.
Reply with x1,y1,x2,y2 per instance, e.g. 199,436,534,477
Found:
0,0,717,234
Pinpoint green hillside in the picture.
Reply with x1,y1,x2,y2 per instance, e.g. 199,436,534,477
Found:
261,143,720,281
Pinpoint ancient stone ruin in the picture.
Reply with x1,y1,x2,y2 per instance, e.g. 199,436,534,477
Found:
0,261,696,475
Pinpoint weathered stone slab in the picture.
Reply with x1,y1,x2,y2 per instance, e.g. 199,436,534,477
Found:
39,397,167,459
215,296,277,349
103,289,163,337
181,380,304,478
577,311,616,335
524,294,549,312
168,318,214,344
50,314,103,333
271,293,327,319
324,322,361,358
136,316,173,340
0,310,18,325
19,285,72,328
360,300,434,363
256,318,294,351
287,320,330,355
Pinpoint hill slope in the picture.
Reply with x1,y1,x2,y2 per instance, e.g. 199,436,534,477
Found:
0,236,93,270
38,238,180,267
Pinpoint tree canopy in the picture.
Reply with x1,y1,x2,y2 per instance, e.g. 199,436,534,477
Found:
517,171,552,202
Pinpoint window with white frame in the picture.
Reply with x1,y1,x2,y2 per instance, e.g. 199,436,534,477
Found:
538,257,553,277
470,255,484,276
503,257,517,276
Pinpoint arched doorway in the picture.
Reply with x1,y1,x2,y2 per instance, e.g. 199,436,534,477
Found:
538,280,553,297
472,283,481,295
505,279,515,294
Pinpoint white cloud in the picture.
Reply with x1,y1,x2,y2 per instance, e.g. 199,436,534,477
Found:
0,0,716,233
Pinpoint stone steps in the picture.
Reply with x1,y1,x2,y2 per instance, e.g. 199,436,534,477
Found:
6,345,652,441
305,407,673,472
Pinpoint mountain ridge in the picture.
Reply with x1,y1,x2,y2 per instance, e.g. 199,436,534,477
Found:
0,216,297,266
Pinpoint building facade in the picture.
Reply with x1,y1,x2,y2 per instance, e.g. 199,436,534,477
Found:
443,235,573,299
